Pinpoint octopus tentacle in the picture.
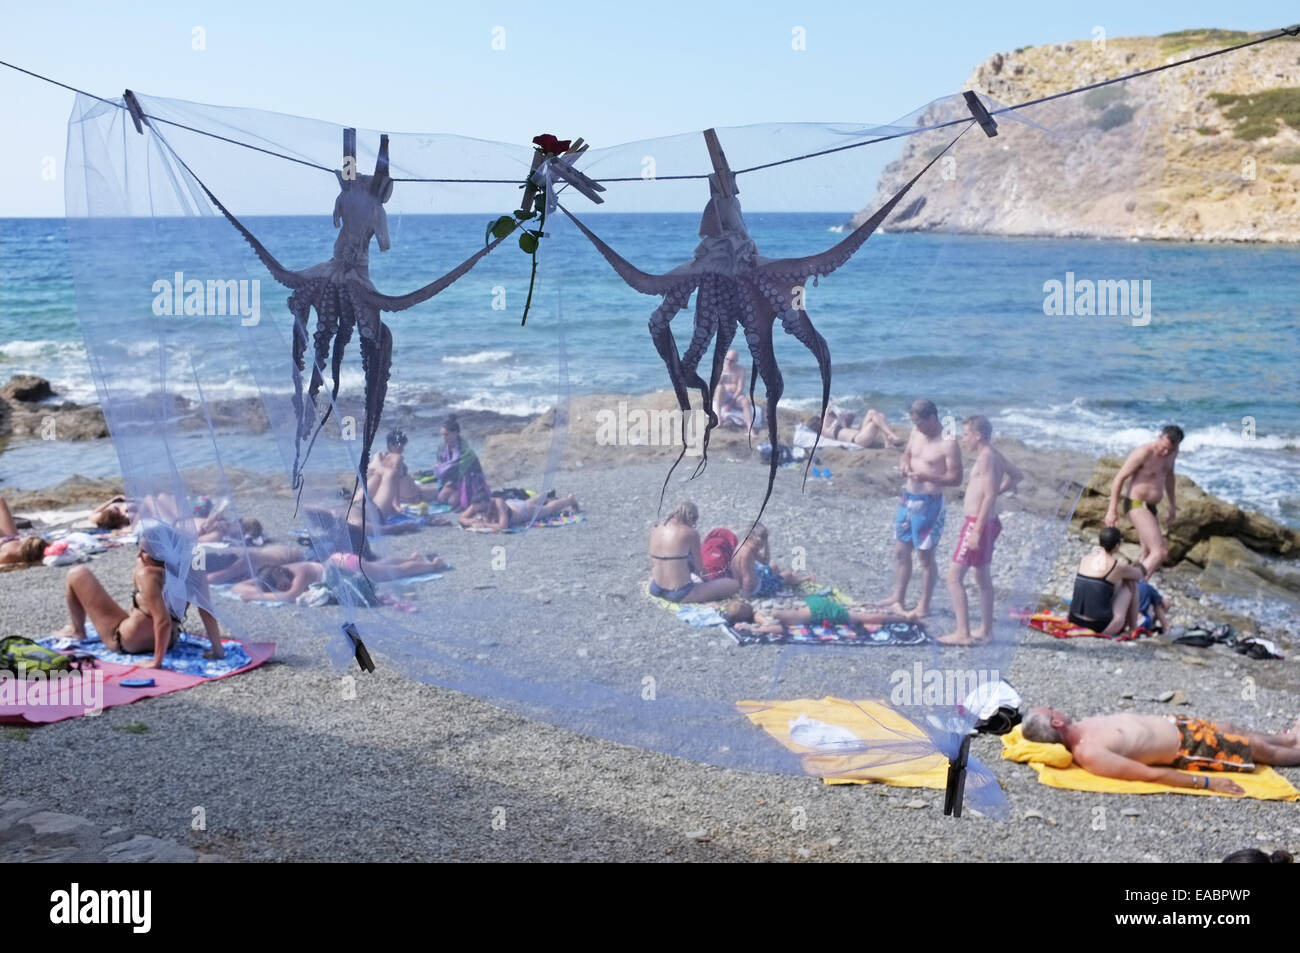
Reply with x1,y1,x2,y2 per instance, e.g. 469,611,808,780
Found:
647,286,698,511
697,308,739,478
287,291,313,489
735,300,784,537
350,317,393,547
777,303,832,490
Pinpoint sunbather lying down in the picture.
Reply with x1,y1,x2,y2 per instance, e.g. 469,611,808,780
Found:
723,596,918,635
814,406,904,449
1022,707,1300,795
459,490,579,531
232,552,448,601
0,495,50,568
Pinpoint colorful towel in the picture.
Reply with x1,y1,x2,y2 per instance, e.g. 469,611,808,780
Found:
458,511,584,534
793,422,863,452
738,697,950,788
398,502,453,518
1000,724,1299,800
728,618,929,646
1019,610,1141,642
3,626,274,726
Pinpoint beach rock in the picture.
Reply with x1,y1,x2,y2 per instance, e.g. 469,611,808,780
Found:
1195,535,1300,601
2,374,55,402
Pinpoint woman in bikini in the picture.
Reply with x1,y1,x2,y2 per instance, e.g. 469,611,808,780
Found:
1068,526,1145,636
712,350,763,431
647,501,740,604
0,495,50,568
458,490,580,531
816,406,903,449
56,528,226,665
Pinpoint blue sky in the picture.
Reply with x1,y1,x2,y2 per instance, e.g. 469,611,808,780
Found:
1,0,1296,215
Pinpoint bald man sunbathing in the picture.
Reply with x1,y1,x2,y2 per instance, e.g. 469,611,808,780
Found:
1022,707,1300,795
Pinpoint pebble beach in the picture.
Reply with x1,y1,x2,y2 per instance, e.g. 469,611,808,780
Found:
3,407,1299,862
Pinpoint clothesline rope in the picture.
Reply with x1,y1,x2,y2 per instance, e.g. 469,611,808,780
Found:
3,23,1297,184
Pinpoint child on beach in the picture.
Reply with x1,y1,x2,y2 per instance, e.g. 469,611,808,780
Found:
723,596,917,636
732,523,809,598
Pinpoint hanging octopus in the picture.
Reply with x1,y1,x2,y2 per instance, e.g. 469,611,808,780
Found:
559,127,964,524
182,131,507,500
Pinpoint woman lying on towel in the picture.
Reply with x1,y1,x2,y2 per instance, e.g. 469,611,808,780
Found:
0,495,50,569
814,405,904,449
89,495,135,530
723,596,917,635
55,524,225,664
233,551,449,601
459,489,580,531
647,501,740,604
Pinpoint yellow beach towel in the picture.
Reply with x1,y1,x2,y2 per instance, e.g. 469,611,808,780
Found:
737,697,950,789
1000,724,1299,801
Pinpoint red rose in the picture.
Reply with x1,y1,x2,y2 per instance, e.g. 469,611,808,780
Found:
532,134,571,155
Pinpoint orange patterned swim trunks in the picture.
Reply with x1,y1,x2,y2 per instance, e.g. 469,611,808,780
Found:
1170,717,1255,772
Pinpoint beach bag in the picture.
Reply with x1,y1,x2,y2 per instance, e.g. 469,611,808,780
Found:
700,528,738,581
0,636,71,677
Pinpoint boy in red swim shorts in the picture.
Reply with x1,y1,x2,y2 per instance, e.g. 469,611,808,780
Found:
939,416,1023,645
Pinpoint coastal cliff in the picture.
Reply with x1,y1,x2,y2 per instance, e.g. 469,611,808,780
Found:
861,28,1300,242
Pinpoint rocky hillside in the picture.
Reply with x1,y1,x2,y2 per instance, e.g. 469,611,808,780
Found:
860,28,1300,241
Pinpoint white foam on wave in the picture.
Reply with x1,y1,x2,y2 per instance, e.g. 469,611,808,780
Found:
441,350,512,365
0,338,81,359
450,392,553,417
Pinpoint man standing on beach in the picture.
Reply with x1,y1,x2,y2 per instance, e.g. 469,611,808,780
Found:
1105,425,1183,578
939,415,1022,645
882,399,962,617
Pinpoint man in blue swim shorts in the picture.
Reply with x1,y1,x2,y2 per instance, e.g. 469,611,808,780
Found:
882,399,962,617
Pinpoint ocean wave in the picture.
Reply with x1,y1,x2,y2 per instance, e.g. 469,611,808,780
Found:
450,392,553,417
0,338,83,359
441,350,511,365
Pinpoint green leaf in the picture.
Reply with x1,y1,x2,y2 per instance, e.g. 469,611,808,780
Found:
533,192,547,213
490,215,516,240
518,232,538,254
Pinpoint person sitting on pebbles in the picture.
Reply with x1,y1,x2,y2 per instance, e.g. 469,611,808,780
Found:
647,501,739,603
1067,526,1146,637
723,596,917,636
1021,707,1300,795
56,522,225,664
732,523,810,598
